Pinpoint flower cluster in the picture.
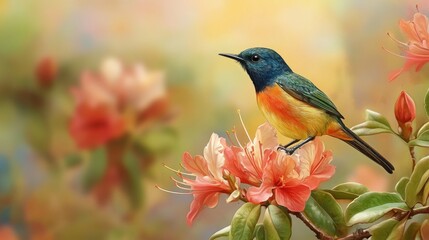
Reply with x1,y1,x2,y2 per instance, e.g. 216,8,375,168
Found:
69,57,168,149
161,120,335,225
389,11,429,81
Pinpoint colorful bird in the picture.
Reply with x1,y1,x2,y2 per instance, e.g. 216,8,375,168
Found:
220,47,394,173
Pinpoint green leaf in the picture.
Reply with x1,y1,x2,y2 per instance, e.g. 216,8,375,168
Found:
425,88,429,117
422,178,429,205
303,190,347,237
263,205,291,240
351,110,394,136
345,192,409,226
417,122,429,136
395,177,409,200
333,182,369,195
405,156,429,207
254,224,265,240
369,218,407,240
209,226,230,240
229,203,261,240
323,182,369,200
322,190,359,200
403,222,421,240
83,148,107,190
408,139,429,147
366,109,391,126
351,121,393,136
409,123,429,147
123,150,143,208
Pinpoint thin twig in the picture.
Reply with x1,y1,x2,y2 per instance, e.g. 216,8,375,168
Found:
408,146,416,171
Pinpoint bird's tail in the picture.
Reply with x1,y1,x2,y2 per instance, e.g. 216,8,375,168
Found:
337,121,395,174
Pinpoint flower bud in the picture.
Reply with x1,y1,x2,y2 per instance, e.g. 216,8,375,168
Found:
394,91,416,125
35,56,57,88
394,91,416,141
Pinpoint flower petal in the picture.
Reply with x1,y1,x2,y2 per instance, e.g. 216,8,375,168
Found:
182,153,210,176
203,133,226,181
274,182,311,212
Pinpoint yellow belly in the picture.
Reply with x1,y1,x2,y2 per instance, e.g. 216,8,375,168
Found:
257,85,334,140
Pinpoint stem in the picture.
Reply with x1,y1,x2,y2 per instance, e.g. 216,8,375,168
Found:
408,146,416,171
411,205,429,216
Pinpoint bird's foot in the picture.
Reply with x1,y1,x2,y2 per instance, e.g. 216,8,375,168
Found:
277,146,297,155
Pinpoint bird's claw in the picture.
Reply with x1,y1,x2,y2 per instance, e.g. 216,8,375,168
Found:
277,146,296,155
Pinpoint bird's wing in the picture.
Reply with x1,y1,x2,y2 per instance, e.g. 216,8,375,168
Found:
275,73,344,119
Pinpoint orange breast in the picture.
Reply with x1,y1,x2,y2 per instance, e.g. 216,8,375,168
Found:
256,85,334,139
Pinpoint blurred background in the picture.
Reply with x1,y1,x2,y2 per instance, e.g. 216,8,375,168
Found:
1,0,429,239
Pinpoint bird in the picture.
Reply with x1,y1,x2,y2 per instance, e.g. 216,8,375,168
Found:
219,47,394,174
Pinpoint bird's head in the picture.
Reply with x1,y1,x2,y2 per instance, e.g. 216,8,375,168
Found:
219,47,292,92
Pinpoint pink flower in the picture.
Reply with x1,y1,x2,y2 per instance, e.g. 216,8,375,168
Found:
163,134,235,225
388,12,429,81
247,155,311,212
246,138,334,212
293,138,335,190
224,122,278,185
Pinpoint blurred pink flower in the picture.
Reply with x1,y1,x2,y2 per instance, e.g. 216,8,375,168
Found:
389,12,429,81
69,104,125,149
35,56,57,88
69,57,168,149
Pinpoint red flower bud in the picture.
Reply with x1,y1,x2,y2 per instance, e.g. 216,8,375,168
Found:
394,91,416,125
35,56,57,88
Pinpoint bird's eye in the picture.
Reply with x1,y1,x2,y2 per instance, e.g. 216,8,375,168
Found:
251,54,260,62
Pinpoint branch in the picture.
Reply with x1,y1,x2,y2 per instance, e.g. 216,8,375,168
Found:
291,212,371,240
336,229,371,240
411,205,429,216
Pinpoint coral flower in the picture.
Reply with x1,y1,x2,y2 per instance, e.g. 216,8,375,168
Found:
224,122,278,186
161,134,236,225
246,138,334,212
389,12,429,81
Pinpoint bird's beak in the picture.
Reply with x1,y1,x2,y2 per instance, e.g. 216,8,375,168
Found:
219,53,244,62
